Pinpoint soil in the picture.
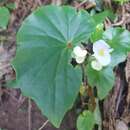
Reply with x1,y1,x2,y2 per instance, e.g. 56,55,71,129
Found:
0,89,76,130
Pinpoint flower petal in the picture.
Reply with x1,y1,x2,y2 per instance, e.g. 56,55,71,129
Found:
93,40,110,53
91,60,103,71
73,46,87,57
76,56,85,64
95,53,111,66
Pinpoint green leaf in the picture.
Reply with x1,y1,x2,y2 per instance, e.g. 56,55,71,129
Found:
103,27,130,67
11,5,95,127
0,7,10,29
91,10,115,43
93,10,109,25
93,10,115,25
90,23,104,42
86,64,115,99
77,110,95,130
113,0,129,5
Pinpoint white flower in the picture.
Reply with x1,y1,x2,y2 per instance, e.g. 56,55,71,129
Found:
91,60,103,71
75,56,86,64
72,46,87,64
73,46,87,57
93,40,113,66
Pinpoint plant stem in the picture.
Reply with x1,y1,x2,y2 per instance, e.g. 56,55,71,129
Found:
81,63,96,111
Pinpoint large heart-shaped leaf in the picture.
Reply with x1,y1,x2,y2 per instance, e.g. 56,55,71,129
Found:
11,5,95,127
86,64,115,99
103,27,130,67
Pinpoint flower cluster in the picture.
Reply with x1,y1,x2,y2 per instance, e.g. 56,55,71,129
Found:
72,46,87,64
91,40,113,71
72,40,113,71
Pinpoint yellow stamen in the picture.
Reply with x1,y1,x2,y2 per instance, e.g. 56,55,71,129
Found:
98,49,105,56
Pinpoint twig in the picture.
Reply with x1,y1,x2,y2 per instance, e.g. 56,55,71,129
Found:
112,13,125,27
38,120,49,130
104,17,112,29
51,0,62,5
112,5,125,27
75,0,88,9
85,2,96,10
75,0,96,9
115,78,123,116
37,0,42,5
103,0,112,9
28,98,32,130
112,18,125,27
